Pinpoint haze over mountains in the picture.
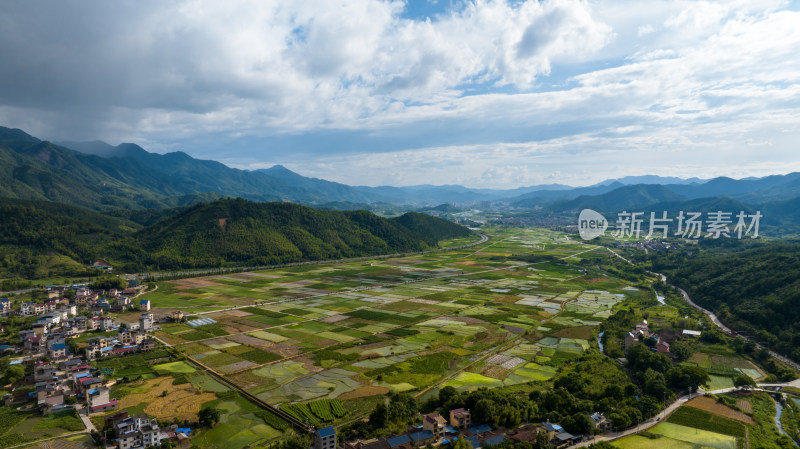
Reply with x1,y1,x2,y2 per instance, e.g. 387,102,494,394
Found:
3,126,800,226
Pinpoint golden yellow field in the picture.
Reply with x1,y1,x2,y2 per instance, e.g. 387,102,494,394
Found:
118,377,217,421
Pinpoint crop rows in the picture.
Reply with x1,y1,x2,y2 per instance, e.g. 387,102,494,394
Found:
255,410,290,431
0,408,28,435
667,406,746,438
280,403,321,426
310,400,335,421
280,399,348,424
708,365,739,376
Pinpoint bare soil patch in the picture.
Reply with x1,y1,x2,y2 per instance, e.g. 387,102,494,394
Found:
482,365,511,380
229,334,274,348
736,399,753,414
685,396,755,424
171,278,222,289
338,385,390,400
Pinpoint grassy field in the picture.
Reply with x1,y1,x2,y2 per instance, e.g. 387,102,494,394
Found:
614,422,738,449
619,391,800,449
0,409,85,447
682,352,766,389
652,422,737,449
190,395,285,449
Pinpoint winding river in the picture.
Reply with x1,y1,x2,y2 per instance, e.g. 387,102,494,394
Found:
774,394,800,447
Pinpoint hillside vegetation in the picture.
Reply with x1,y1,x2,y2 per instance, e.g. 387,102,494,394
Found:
0,198,471,278
651,243,800,362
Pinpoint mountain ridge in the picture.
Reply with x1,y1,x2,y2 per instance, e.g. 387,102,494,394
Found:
0,197,473,277
4,126,800,211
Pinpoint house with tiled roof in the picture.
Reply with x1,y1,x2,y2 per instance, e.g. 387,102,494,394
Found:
450,407,471,429
423,413,447,438
314,426,337,449
49,343,69,360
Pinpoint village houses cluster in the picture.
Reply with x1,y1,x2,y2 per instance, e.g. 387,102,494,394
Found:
623,319,701,356
1,282,190,449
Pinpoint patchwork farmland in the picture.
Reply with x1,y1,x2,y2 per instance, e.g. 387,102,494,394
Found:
142,228,647,433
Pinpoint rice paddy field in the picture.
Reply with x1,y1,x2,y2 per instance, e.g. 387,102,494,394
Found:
0,409,85,448
682,352,767,389
139,228,650,432
612,391,793,449
614,422,738,449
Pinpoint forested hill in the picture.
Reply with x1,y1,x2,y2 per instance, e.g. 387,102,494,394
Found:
0,198,472,278
650,243,800,361
137,199,472,268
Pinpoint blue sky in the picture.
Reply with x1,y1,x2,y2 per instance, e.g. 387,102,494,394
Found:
1,0,800,188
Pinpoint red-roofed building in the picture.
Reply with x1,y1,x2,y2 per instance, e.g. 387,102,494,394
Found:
112,346,138,356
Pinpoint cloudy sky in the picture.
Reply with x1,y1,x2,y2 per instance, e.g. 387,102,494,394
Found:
1,0,799,188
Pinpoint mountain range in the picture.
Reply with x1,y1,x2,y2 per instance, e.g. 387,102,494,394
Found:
4,126,800,225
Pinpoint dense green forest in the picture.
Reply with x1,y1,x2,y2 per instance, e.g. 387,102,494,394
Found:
650,242,800,362
0,197,471,279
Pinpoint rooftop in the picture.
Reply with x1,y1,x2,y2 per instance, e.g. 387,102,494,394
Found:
469,424,492,435
316,426,335,437
409,430,434,442
555,431,576,441
543,422,564,433
385,434,411,447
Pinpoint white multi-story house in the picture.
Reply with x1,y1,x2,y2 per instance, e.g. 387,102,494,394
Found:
0,298,11,316
116,415,161,449
139,313,154,331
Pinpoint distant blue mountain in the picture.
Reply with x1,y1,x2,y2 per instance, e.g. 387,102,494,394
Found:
4,125,800,213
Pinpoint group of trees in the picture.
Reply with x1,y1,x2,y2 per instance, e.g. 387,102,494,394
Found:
0,358,25,384
341,390,551,448
651,242,800,364
341,346,712,446
88,277,126,290
198,407,221,428
626,343,709,396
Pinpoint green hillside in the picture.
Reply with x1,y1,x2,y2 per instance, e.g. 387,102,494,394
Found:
0,126,390,210
0,198,471,278
651,242,800,365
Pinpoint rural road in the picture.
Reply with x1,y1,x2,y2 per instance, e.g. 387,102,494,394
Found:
78,405,97,432
572,393,695,448
656,272,800,372
573,382,800,447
